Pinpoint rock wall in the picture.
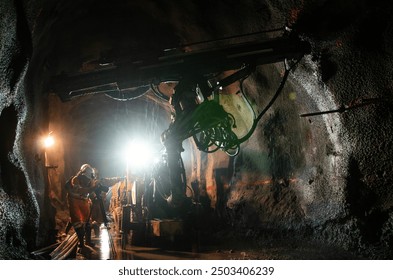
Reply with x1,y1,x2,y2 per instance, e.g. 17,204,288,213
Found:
0,0,42,259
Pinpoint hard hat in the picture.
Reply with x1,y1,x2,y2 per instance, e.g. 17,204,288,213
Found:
79,163,96,179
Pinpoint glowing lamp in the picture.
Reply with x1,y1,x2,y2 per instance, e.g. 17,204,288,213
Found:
44,135,55,148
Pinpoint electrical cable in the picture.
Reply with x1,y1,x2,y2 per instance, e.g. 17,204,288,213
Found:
167,100,239,154
236,59,300,145
105,85,150,101
168,59,300,156
153,175,170,201
186,184,195,200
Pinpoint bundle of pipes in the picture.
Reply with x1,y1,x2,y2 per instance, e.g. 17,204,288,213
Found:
50,233,79,260
30,242,61,259
30,233,79,260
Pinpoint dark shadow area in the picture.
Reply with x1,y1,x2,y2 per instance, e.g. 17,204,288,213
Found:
0,105,28,198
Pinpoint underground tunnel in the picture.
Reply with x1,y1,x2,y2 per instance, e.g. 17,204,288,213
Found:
1,0,393,260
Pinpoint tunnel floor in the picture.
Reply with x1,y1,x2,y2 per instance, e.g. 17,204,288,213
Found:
34,222,359,260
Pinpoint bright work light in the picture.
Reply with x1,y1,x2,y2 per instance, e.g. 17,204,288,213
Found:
124,139,154,171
